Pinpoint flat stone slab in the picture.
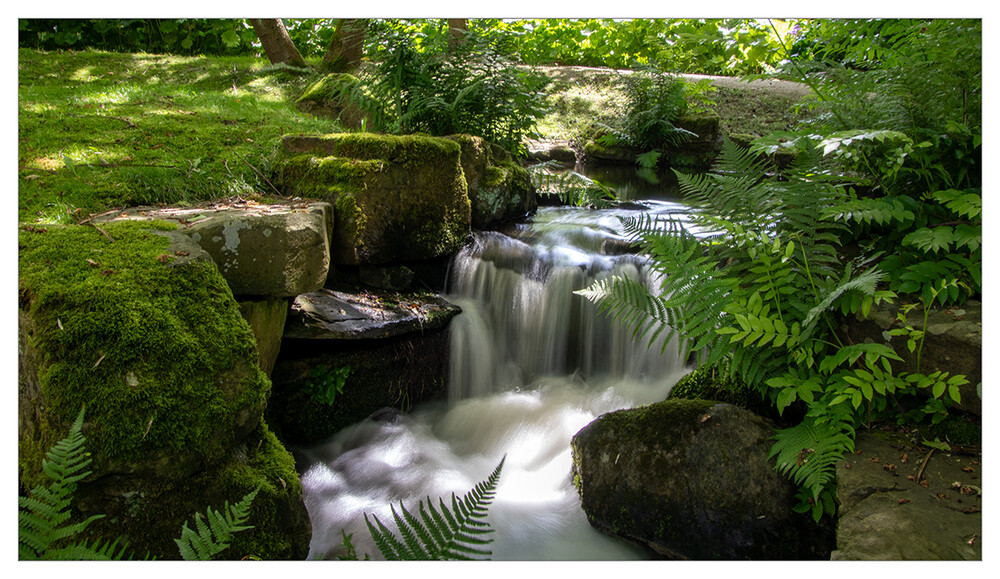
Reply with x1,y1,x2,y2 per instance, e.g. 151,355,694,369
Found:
284,288,460,340
94,201,332,298
833,430,982,560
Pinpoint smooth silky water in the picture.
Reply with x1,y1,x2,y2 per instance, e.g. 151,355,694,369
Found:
298,167,696,560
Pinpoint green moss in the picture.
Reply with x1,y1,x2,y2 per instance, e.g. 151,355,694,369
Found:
297,73,360,103
669,362,777,419
18,220,269,486
216,421,309,560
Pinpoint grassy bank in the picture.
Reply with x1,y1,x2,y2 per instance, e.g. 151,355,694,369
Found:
18,49,337,224
18,50,809,225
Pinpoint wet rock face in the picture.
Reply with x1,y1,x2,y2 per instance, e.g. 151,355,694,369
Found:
571,399,833,559
284,288,461,340
832,431,982,560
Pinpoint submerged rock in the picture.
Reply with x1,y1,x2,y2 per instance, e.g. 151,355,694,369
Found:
571,399,832,559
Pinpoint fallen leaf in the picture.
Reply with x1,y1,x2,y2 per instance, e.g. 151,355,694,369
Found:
900,453,909,463
86,258,100,267
174,250,190,256
899,499,911,504
156,254,171,263
700,414,711,423
962,466,974,473
870,457,880,463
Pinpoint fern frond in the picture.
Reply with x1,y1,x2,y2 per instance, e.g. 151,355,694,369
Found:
174,487,259,561
365,456,505,560
769,416,855,501
18,407,111,560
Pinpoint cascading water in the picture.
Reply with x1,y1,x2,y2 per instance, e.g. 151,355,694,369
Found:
298,185,694,560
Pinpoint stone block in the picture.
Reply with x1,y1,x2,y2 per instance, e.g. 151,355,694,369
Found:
274,133,471,265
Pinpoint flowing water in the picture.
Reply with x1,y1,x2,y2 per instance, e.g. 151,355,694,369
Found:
298,167,695,560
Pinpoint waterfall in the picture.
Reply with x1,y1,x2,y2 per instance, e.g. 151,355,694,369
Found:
299,199,692,561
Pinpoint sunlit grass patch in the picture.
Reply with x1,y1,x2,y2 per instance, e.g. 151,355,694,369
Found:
18,48,337,223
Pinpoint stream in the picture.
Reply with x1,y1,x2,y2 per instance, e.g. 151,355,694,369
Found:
297,165,694,560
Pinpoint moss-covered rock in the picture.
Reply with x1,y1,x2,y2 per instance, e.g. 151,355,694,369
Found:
238,297,290,377
445,134,537,229
274,133,471,265
668,361,779,421
571,399,833,559
18,221,309,559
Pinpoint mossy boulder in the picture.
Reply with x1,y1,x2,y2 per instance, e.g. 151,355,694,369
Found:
445,134,537,229
668,362,780,421
274,133,471,265
18,221,309,558
571,399,832,559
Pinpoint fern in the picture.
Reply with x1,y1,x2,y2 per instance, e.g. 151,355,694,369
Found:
769,416,855,506
174,487,259,560
365,456,505,560
18,408,130,560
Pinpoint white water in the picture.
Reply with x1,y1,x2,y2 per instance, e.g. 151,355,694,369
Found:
299,196,692,561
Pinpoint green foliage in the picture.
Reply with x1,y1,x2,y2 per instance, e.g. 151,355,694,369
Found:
365,456,505,560
19,408,130,560
20,407,260,560
350,24,548,153
595,70,694,153
174,487,259,560
528,162,619,208
307,364,352,405
577,139,970,518
478,19,788,74
761,19,981,307
19,19,258,55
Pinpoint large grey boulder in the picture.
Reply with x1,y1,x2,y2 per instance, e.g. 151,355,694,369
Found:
832,430,981,560
185,204,332,297
571,399,831,559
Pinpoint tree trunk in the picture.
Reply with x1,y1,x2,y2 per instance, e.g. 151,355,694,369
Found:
322,18,367,73
250,19,307,67
447,18,467,51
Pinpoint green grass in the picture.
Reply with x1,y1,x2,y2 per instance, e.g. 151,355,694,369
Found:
534,69,809,144
18,49,338,224
18,50,806,224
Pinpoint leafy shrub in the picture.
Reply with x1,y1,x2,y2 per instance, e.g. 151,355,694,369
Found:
577,139,968,521
18,19,258,55
357,25,549,153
